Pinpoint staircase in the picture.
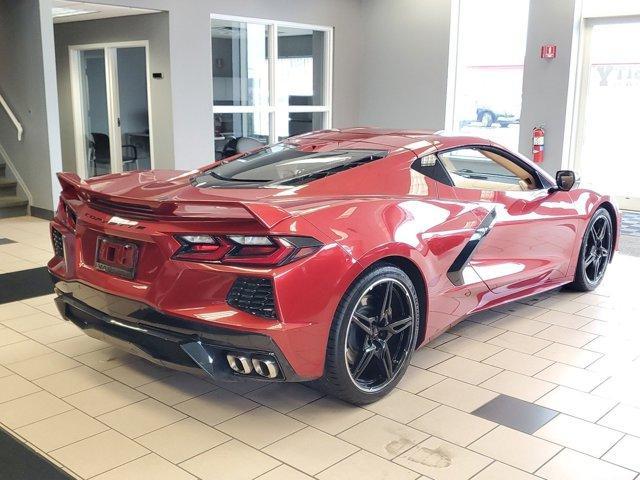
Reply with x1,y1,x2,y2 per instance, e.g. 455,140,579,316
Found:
0,161,28,218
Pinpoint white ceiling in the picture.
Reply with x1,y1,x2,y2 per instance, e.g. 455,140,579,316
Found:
52,0,159,24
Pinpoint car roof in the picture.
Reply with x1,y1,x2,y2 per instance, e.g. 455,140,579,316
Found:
286,127,495,153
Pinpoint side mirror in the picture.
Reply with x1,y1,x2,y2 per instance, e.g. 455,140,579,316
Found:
552,170,576,192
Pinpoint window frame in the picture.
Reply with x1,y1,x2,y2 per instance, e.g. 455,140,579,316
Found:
210,14,334,145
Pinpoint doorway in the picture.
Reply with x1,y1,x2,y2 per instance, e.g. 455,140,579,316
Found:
574,17,640,210
70,42,153,178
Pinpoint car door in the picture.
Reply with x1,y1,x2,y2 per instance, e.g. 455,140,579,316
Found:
435,146,579,295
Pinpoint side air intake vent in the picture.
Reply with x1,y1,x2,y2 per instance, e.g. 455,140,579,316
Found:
52,228,64,258
227,277,277,319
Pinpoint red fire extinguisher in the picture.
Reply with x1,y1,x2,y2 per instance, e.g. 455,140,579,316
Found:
532,126,545,163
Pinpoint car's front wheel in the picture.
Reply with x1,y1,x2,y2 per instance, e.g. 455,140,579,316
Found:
568,208,613,291
319,264,419,405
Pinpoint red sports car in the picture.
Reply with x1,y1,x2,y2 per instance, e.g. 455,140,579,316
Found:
48,128,618,404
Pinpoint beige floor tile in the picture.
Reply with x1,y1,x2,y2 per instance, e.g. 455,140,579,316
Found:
244,382,323,413
491,303,547,319
535,343,601,368
21,293,57,307
577,305,623,322
535,414,622,457
437,337,503,361
469,426,561,473
603,435,640,473
580,320,609,335
217,406,305,448
0,390,71,428
0,364,10,377
467,309,508,325
488,331,551,355
537,448,636,480
23,322,82,344
419,378,498,413
483,348,553,376
319,450,418,480
289,396,373,434
137,418,229,463
491,316,549,335
535,325,596,348
0,302,41,321
573,292,609,306
73,346,137,371
481,370,555,402
98,397,185,438
536,386,617,422
0,339,52,364
7,351,80,380
411,347,453,369
175,388,258,426
593,372,640,408
104,359,173,387
137,373,216,405
338,414,428,459
0,373,40,403
215,378,266,395
428,332,458,348
65,381,147,416
181,439,280,480
430,356,502,385
599,404,640,437
49,335,109,356
0,328,27,347
410,404,497,446
50,429,149,478
255,465,313,480
535,310,592,329
16,408,109,452
448,320,505,342
535,297,589,314
263,427,358,475
397,365,445,394
472,461,540,480
534,363,608,392
365,388,439,423
35,365,111,397
395,436,491,480
93,453,196,480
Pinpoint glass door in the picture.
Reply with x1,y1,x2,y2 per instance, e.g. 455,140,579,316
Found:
73,43,151,178
575,18,640,210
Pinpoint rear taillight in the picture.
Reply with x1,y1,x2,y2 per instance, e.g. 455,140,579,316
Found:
55,199,77,231
173,234,322,266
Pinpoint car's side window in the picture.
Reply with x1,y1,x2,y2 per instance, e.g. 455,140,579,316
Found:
438,148,537,192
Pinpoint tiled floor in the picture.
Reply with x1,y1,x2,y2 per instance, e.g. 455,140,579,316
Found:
1,215,640,479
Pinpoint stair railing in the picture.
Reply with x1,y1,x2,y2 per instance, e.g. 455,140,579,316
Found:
0,92,23,141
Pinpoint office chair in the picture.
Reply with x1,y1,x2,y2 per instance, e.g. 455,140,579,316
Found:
90,133,138,176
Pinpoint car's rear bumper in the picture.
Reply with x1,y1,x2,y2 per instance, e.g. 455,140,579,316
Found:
51,277,305,382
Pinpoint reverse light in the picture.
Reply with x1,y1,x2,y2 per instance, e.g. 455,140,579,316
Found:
173,234,322,266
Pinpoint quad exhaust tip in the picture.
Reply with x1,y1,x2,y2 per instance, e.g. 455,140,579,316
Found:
226,353,279,379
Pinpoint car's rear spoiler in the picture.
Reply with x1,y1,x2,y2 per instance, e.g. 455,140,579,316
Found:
57,172,291,229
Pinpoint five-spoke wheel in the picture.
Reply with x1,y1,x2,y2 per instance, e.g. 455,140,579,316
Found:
569,207,613,291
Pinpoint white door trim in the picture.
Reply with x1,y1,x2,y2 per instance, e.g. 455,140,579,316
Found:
69,40,154,179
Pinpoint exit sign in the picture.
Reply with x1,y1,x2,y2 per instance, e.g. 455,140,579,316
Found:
541,45,557,59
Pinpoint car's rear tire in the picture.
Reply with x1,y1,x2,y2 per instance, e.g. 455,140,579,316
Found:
481,111,495,127
317,264,419,405
567,208,613,292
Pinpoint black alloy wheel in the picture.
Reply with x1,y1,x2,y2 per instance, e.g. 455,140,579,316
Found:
319,264,419,404
568,208,613,292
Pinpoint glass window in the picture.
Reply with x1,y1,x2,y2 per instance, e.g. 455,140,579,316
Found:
211,19,269,106
200,145,386,185
212,18,332,159
449,0,529,151
439,148,537,191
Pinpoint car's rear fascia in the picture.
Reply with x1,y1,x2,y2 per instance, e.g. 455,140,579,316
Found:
48,196,356,382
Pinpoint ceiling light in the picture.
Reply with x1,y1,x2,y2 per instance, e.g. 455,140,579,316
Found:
52,7,97,18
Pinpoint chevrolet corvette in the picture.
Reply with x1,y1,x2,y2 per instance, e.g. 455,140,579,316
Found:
48,128,619,404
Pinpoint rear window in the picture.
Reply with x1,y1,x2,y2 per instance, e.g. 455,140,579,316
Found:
200,143,387,187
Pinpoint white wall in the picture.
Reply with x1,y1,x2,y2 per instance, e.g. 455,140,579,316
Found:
518,0,582,174
357,0,452,130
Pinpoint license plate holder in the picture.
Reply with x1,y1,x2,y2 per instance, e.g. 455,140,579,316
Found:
95,236,138,280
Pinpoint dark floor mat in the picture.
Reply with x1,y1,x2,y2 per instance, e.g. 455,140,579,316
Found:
0,427,73,480
0,267,53,304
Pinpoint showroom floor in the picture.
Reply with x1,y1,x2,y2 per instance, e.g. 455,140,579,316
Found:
1,216,640,480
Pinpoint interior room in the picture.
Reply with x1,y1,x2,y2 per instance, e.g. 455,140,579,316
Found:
1,0,640,479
